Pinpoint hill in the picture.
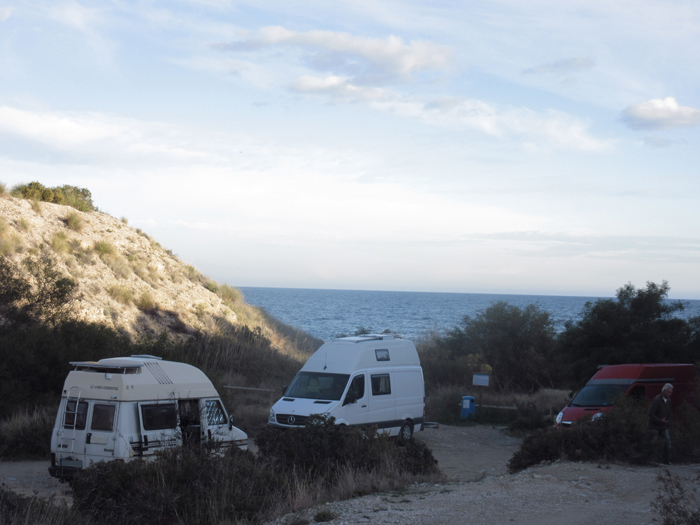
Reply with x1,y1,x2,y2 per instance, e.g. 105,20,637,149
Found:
0,195,316,349
0,193,323,438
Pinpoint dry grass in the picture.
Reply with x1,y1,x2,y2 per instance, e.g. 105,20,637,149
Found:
50,231,71,253
30,199,42,214
93,239,116,256
103,253,131,279
0,182,6,197
0,222,24,255
0,406,55,459
136,291,158,313
18,217,30,231
120,216,128,225
66,211,85,232
108,284,134,304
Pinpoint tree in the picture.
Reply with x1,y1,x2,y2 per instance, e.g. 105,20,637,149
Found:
558,281,695,386
438,301,557,392
0,254,79,327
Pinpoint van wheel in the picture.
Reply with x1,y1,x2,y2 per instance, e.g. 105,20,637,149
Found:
398,421,413,444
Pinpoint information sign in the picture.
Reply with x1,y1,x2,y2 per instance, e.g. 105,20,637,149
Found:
472,373,490,387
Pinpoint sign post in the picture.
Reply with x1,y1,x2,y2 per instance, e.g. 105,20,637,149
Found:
472,373,490,411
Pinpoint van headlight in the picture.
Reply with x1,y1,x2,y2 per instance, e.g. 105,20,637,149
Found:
268,409,276,422
556,412,563,425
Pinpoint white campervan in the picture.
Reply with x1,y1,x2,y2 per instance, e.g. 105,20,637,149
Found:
49,355,247,481
268,335,425,441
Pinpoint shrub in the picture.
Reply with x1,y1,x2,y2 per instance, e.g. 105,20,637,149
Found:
66,211,85,232
31,199,42,213
0,182,6,196
108,285,134,304
50,231,71,253
104,254,131,279
0,487,88,525
93,240,116,256
219,284,243,305
507,397,655,473
18,217,29,231
205,280,219,293
120,216,128,224
136,292,158,313
314,509,336,522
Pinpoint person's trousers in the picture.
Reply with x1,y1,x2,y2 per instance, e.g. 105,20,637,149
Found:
655,429,671,463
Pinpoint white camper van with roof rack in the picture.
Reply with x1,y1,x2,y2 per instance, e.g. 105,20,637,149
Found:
49,355,248,481
268,335,425,441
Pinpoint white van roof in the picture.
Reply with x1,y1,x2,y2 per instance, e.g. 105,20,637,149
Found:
62,356,218,401
302,335,420,374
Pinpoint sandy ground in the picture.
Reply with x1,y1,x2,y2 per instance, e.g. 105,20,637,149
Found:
2,428,698,524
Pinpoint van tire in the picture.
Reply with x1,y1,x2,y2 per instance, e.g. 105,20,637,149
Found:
398,421,413,444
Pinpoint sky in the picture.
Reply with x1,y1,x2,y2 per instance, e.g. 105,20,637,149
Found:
1,1,699,299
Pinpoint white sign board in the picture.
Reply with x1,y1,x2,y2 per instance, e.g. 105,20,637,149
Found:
472,373,490,387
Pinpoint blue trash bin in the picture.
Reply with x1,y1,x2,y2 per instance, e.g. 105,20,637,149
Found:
461,396,475,419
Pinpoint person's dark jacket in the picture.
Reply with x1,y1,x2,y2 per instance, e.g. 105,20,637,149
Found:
648,393,672,430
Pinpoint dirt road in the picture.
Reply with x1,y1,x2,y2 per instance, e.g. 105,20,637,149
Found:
275,424,700,525
2,427,698,524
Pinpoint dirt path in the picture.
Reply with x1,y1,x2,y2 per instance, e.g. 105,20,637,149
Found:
2,427,698,524
274,424,700,525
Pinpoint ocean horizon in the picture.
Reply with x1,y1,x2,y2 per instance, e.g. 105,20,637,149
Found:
238,287,700,342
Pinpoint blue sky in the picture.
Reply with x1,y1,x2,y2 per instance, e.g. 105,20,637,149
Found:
1,1,699,298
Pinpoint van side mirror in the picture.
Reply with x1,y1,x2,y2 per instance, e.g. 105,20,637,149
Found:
343,391,357,406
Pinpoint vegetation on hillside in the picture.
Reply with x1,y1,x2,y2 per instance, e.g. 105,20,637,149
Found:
10,182,96,212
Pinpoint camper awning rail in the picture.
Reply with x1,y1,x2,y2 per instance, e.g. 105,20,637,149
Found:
70,360,145,372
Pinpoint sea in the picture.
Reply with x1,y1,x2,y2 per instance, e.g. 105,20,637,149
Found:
238,287,700,342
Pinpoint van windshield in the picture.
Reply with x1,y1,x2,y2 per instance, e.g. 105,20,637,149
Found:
286,372,350,401
571,385,627,407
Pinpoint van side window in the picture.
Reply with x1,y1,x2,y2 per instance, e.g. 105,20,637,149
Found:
141,403,178,430
91,404,116,431
371,374,391,396
205,400,227,426
64,400,88,430
350,375,365,399
375,349,390,361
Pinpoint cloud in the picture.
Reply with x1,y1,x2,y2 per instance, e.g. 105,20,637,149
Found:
213,26,451,84
0,7,13,21
292,76,612,151
0,106,221,164
621,97,700,130
524,57,594,75
47,1,99,31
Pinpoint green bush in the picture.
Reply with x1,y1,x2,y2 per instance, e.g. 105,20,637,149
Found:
11,182,95,211
507,398,655,473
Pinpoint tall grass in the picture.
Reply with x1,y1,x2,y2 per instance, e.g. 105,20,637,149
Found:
0,406,55,459
107,284,134,304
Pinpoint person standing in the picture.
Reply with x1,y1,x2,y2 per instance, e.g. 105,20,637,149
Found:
648,383,673,465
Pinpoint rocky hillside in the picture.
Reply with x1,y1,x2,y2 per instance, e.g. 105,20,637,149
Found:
0,195,316,355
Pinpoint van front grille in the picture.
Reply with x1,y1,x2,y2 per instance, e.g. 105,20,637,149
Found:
276,414,307,426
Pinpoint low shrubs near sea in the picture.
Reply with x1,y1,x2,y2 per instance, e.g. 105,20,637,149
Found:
71,416,440,524
508,398,657,473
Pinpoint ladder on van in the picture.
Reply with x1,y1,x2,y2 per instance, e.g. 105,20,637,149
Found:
61,386,82,454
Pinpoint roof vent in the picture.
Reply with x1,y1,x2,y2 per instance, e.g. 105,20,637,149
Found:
131,354,162,360
144,362,173,385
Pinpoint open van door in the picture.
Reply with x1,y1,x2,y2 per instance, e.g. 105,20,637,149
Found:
137,401,181,456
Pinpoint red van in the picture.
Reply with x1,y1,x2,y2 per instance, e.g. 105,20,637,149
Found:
556,364,699,427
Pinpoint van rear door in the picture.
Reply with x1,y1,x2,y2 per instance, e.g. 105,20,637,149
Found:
137,401,181,456
84,402,119,465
